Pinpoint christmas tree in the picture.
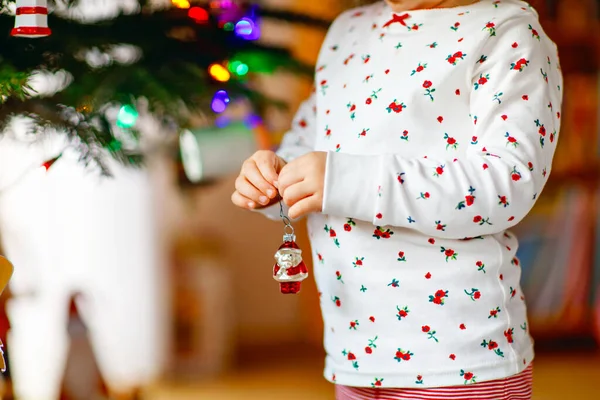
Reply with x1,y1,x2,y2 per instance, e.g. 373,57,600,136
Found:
0,0,328,175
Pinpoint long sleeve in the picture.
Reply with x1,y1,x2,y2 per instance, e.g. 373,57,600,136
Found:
322,16,563,239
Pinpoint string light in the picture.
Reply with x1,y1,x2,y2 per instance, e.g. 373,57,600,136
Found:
188,7,209,23
228,60,249,76
116,105,139,129
172,0,190,9
209,63,230,82
211,90,230,113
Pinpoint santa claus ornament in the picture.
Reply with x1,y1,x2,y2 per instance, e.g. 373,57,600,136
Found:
273,202,308,294
11,0,52,38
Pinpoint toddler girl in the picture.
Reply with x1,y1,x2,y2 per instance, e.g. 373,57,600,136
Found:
232,0,562,399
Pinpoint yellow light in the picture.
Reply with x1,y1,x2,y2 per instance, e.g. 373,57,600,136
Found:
209,64,231,82
172,0,190,9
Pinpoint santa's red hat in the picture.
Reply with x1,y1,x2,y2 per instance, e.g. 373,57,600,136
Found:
278,241,301,251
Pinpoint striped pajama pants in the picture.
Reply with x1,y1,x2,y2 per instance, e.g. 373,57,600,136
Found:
335,364,533,400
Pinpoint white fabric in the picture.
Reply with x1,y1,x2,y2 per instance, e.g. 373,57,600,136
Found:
0,140,167,399
259,0,562,389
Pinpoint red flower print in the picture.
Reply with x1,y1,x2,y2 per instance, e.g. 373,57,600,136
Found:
488,307,501,319
428,238,435,245
433,164,445,177
396,306,410,321
386,100,406,114
447,51,466,65
422,325,430,333
344,224,352,231
353,257,364,268
324,225,340,247
522,94,529,100
425,272,432,279
483,163,489,170
372,377,384,388
512,42,519,48
347,352,356,360
385,69,390,74
481,339,504,357
411,62,427,75
461,370,476,384
473,215,482,223
365,347,372,354
397,172,406,184
299,119,307,128
349,320,359,330
504,328,515,343
444,133,458,150
394,349,414,362
449,354,456,360
501,114,508,121
373,226,394,240
528,24,540,40
511,58,529,72
476,261,486,273
416,375,423,384
369,316,375,322
455,89,461,95
441,247,458,261
397,251,407,262
459,324,466,330
511,166,522,181
429,289,449,305
451,22,460,31
376,213,383,219
474,73,490,90
437,116,443,123
332,296,341,307
465,288,481,301
366,98,372,105
423,80,432,89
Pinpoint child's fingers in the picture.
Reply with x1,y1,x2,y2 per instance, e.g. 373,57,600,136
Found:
281,181,313,208
254,152,283,187
242,159,277,199
288,196,320,220
231,190,256,210
234,176,270,206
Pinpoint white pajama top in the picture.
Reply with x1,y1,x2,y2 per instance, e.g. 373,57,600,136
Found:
260,0,563,389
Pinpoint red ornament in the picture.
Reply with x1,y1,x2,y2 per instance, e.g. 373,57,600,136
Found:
11,0,51,38
273,236,308,294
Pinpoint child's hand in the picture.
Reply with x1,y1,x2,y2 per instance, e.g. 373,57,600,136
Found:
278,151,327,220
231,150,286,210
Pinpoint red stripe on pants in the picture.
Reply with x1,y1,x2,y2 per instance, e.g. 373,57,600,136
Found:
335,364,533,400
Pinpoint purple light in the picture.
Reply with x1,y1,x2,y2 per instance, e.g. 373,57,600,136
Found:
211,90,230,113
235,17,260,40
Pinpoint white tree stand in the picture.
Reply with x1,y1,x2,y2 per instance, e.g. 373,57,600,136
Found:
0,139,168,399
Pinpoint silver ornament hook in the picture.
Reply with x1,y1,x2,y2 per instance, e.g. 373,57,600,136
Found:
280,200,295,241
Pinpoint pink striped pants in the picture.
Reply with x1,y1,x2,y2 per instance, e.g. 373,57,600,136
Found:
335,364,533,400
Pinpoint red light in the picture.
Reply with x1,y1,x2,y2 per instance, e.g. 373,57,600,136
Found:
188,7,209,23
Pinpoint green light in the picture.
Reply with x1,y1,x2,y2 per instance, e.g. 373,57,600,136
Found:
235,63,249,76
223,22,234,31
228,60,241,72
116,105,138,129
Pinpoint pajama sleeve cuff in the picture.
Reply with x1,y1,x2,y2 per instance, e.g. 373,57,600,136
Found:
322,151,380,223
